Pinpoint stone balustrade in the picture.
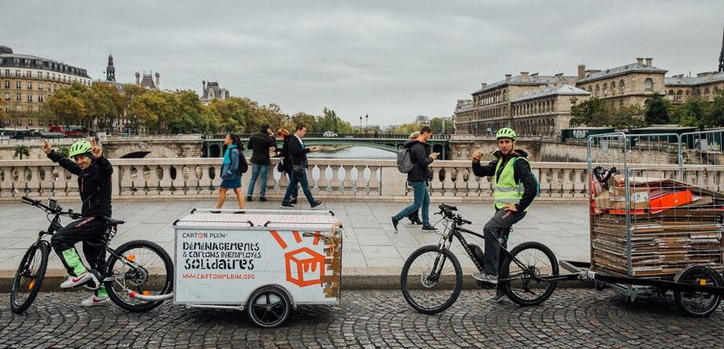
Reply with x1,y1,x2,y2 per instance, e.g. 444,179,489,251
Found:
0,158,593,203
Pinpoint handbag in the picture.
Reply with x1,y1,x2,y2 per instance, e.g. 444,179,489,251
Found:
276,161,285,173
292,164,304,175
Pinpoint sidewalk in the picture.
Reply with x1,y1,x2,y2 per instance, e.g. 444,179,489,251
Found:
0,199,590,290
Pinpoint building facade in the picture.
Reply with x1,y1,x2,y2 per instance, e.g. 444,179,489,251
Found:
665,72,724,103
135,71,160,90
0,45,92,128
200,81,230,105
510,85,590,138
574,58,667,108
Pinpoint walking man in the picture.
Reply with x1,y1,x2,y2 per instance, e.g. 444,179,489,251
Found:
246,124,277,202
280,124,324,209
470,127,538,302
390,125,438,232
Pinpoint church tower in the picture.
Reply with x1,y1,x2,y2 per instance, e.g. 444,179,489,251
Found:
720,18,724,72
105,54,116,82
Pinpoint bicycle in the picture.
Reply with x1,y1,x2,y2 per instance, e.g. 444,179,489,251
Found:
401,204,563,314
10,196,174,314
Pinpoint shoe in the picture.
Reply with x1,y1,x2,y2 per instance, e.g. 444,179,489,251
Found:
259,197,267,202
311,201,325,210
390,216,399,232
488,291,506,303
60,271,98,289
210,210,221,214
407,212,421,225
81,295,110,307
421,225,437,231
246,196,253,202
280,202,294,209
290,198,298,205
471,272,498,284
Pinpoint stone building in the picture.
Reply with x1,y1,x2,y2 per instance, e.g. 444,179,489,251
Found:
574,58,667,108
200,81,230,105
665,72,724,103
510,85,590,138
0,45,92,128
135,71,160,90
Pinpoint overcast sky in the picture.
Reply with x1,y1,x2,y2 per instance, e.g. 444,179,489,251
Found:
3,1,722,126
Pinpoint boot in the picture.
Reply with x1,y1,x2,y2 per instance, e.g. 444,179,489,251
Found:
407,211,422,225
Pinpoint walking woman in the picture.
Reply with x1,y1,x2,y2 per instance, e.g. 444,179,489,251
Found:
215,132,246,209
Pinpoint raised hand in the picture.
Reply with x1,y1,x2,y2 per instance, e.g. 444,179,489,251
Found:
89,137,103,158
41,138,52,155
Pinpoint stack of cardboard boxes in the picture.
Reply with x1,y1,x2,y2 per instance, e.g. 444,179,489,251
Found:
591,177,724,278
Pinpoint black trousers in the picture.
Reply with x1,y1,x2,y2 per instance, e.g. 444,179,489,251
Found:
51,217,107,277
483,209,526,276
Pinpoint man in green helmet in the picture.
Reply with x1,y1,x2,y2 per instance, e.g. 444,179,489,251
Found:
41,137,113,306
470,127,539,302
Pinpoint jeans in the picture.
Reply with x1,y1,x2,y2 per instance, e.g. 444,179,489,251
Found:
483,209,526,276
394,181,430,226
247,163,269,197
283,167,315,205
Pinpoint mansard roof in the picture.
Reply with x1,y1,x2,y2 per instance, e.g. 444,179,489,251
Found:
577,63,667,84
512,84,590,103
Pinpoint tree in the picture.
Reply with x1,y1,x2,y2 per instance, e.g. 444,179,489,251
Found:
672,97,710,128
46,87,86,125
644,94,671,125
14,145,29,160
570,98,610,127
709,90,724,127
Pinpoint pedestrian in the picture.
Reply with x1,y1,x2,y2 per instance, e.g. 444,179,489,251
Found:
41,137,112,306
280,124,324,209
390,125,438,232
215,132,246,209
276,128,298,204
470,127,538,303
405,131,422,225
246,124,277,202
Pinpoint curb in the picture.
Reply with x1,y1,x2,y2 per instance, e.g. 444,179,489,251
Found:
0,275,594,293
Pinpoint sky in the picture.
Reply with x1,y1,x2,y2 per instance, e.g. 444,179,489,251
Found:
3,1,722,127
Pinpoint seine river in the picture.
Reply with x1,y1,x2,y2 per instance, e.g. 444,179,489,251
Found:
307,145,395,159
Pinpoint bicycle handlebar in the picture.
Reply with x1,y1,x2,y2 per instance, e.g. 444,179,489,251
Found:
21,196,82,219
437,204,471,226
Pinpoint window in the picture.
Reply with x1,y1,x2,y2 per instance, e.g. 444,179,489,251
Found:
603,83,608,96
4,93,9,101
38,95,44,103
611,82,616,95
4,81,8,88
676,90,683,102
16,93,21,101
16,81,21,89
25,71,31,78
15,70,20,77
28,119,33,126
27,95,32,102
644,78,653,91
4,69,9,76
37,71,42,78
619,80,625,94
39,120,44,126
38,83,43,91
27,82,32,90
16,116,22,124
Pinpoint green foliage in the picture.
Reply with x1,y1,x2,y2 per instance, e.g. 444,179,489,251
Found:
644,94,671,125
570,98,646,128
14,145,29,160
671,97,710,128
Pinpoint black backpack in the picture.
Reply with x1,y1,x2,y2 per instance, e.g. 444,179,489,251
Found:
237,149,248,174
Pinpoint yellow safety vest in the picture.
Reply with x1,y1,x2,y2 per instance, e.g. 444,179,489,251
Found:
493,157,532,211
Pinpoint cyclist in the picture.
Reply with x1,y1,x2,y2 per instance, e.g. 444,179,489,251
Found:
41,137,113,306
470,127,538,302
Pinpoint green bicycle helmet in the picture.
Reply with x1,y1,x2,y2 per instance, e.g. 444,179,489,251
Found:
68,140,92,158
495,127,517,141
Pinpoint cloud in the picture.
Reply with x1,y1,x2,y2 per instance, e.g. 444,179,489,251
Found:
2,0,722,126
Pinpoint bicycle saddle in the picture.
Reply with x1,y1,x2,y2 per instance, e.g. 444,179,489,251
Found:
103,217,125,225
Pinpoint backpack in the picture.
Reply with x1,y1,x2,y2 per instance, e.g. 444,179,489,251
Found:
237,149,249,174
396,146,414,173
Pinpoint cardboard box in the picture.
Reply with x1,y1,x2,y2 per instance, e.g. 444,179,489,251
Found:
595,186,650,212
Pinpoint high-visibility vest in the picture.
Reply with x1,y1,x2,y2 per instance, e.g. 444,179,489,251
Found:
493,157,532,211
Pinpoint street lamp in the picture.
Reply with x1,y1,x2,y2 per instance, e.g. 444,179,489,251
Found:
365,114,368,136
359,115,362,134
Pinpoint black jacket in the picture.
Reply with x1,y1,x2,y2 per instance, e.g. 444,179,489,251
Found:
405,139,433,182
286,135,310,167
47,151,113,218
471,149,537,212
248,132,277,165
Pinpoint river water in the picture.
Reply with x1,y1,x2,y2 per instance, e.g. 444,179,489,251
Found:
307,145,395,159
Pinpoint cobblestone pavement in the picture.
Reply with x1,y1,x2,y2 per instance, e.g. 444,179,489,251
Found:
1,289,722,349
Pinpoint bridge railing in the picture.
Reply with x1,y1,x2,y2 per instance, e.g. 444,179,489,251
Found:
0,158,590,202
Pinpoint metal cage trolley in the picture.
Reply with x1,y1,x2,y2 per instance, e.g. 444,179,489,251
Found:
561,130,724,317
172,208,343,327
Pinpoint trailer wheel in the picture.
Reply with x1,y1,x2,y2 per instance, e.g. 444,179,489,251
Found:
674,266,723,317
247,286,292,328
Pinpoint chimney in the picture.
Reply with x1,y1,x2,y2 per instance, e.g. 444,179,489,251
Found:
481,83,487,88
155,72,160,89
636,57,644,67
202,80,206,93
135,72,140,85
645,58,652,67
505,74,512,81
577,65,585,79
520,72,529,83
531,72,539,80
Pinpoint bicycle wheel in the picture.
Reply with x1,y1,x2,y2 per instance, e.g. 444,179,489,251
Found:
10,242,49,314
105,240,173,312
500,241,558,306
674,265,723,317
401,245,462,314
